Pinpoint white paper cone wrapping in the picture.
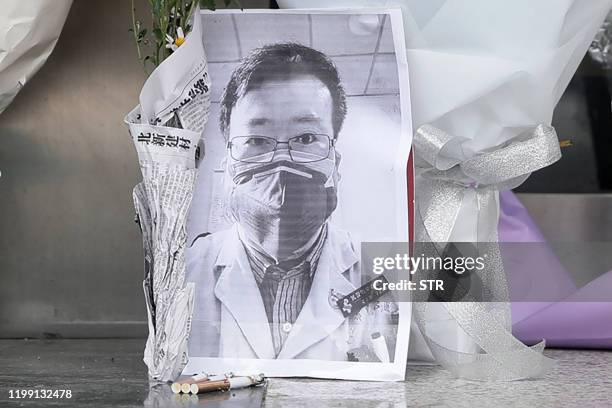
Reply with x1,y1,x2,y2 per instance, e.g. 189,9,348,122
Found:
0,0,72,114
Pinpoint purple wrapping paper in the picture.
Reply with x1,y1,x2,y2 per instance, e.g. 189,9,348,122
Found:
499,190,612,349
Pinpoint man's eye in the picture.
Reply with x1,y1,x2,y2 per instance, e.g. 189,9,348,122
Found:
245,137,267,146
294,133,317,144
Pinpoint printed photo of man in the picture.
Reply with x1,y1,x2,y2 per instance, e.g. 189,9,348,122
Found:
186,42,397,362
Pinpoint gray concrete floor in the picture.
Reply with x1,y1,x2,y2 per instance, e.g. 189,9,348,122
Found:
0,339,611,407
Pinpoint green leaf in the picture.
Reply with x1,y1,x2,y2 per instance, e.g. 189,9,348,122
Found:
153,27,164,41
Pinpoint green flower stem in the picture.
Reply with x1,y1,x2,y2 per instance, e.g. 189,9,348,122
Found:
130,0,243,69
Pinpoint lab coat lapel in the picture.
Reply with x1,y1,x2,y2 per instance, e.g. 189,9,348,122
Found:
213,229,275,359
277,233,358,360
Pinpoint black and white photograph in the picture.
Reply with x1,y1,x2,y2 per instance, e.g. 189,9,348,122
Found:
4,0,612,404
184,9,412,380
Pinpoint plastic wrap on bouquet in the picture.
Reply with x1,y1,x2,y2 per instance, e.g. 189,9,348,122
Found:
125,16,211,382
0,0,72,114
278,0,612,380
500,191,612,350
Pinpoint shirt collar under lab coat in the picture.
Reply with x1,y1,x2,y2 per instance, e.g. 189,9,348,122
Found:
212,224,359,359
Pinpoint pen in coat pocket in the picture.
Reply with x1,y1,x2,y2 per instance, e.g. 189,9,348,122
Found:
371,332,390,363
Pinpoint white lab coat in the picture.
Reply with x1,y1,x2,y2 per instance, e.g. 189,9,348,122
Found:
186,224,387,361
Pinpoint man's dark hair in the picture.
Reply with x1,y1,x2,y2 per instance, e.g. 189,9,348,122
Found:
220,42,347,139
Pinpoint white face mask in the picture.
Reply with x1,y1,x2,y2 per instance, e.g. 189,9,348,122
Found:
225,154,338,261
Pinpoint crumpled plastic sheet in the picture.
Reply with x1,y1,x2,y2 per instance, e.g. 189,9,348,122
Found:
0,0,72,114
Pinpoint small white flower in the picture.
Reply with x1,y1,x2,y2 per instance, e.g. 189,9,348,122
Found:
165,34,176,51
165,27,186,52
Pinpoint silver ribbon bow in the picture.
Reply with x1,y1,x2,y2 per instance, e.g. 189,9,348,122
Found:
414,124,562,243
412,124,560,381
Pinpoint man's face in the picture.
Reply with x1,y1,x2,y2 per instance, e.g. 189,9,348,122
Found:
226,74,339,259
229,74,334,147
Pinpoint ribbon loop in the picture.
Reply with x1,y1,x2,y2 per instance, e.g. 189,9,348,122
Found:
415,124,561,243
416,124,561,191
461,124,561,187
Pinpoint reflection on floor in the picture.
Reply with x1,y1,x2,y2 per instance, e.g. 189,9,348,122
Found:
0,339,611,407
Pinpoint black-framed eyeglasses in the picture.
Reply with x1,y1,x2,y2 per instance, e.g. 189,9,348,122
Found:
227,134,335,163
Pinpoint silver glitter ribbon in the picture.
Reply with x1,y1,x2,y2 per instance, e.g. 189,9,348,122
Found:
412,124,560,380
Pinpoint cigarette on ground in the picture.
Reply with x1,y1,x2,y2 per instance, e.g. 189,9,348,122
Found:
190,374,265,395
187,374,229,394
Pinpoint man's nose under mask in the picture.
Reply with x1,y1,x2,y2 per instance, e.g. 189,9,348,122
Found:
228,160,338,261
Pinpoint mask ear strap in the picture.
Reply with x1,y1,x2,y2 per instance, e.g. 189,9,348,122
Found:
324,150,341,188
220,157,240,222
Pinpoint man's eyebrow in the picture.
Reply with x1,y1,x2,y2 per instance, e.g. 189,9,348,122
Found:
292,114,322,123
247,117,271,126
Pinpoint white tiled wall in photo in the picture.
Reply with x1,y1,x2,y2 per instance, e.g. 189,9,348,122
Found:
203,12,400,102
333,54,376,95
202,14,241,61
234,13,311,55
367,53,401,95
311,14,380,55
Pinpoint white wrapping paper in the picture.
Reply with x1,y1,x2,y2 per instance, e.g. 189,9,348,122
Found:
0,0,72,114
